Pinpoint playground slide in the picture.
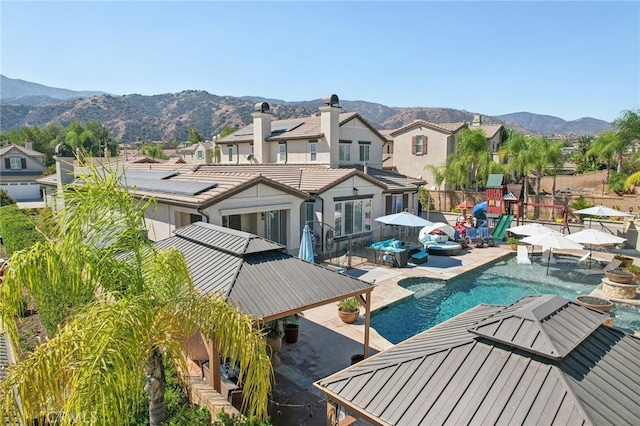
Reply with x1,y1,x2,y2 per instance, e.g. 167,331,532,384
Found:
492,215,514,240
472,201,487,227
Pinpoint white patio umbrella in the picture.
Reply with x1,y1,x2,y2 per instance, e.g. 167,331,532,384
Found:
575,205,631,217
506,223,556,236
521,231,584,274
375,211,433,228
566,229,626,266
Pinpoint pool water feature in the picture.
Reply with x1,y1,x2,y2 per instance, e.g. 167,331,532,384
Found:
371,256,640,344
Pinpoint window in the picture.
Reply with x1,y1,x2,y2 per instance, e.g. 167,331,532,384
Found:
385,194,409,214
339,140,351,162
334,198,372,236
359,142,370,162
304,202,315,225
6,157,25,170
309,141,317,162
227,145,233,161
412,135,427,155
196,150,204,160
278,143,287,162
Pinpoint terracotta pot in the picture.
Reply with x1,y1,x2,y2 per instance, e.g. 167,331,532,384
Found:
265,334,283,366
604,269,635,284
510,244,518,251
338,309,359,324
575,295,614,313
616,256,634,268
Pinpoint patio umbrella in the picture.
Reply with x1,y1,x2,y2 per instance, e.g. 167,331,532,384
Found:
375,211,433,228
298,224,315,263
575,205,631,217
506,223,556,236
566,229,626,266
521,231,584,274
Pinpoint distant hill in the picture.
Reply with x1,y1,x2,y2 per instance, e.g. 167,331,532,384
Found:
0,76,613,142
496,112,612,136
1,75,107,105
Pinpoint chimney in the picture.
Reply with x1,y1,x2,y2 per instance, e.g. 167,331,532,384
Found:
54,143,75,191
320,94,341,168
252,102,272,163
472,114,482,126
363,162,368,175
25,140,33,150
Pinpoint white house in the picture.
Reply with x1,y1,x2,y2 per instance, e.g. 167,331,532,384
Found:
0,143,46,201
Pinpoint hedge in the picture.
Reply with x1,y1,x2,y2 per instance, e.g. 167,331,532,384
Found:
0,205,45,257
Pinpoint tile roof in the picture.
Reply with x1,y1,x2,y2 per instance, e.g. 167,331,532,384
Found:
388,120,466,137
155,222,373,320
315,295,640,426
219,112,384,143
0,143,45,157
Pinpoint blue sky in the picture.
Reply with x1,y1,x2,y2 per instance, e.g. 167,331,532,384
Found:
2,1,638,122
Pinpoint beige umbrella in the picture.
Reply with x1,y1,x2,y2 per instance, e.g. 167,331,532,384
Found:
522,231,584,274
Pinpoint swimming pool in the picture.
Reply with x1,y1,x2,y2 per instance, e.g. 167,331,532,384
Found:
371,256,640,344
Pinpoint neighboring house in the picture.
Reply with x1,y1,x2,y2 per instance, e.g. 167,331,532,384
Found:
315,294,640,425
216,95,386,170
387,120,465,188
0,143,46,201
387,115,504,189
193,141,215,164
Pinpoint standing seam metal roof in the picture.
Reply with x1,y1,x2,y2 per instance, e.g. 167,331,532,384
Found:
315,296,640,426
155,222,373,320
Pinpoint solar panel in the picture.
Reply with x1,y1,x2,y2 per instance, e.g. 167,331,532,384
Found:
271,121,303,134
126,178,217,196
234,126,254,136
124,170,177,180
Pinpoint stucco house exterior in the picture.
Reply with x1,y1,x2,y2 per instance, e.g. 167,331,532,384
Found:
387,115,504,190
0,143,46,201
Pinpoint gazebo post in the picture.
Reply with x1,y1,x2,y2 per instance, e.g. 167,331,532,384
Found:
358,293,371,358
206,336,221,393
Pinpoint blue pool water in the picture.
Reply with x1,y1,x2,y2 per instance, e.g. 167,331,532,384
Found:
371,256,640,344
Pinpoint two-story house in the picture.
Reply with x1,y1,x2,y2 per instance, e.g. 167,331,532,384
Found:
0,143,46,201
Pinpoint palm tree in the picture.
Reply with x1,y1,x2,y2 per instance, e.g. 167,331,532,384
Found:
588,131,618,180
500,130,534,216
546,141,565,219
0,164,272,425
453,128,490,192
423,164,446,210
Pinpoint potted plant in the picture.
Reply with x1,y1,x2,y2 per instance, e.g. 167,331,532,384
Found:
626,263,640,281
575,295,614,313
282,314,300,344
614,254,634,268
337,297,360,324
506,237,521,251
263,320,284,366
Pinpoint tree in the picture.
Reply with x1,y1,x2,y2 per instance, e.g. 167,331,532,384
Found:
188,125,204,144
0,164,272,425
219,126,237,139
588,131,618,180
141,143,168,160
500,130,536,217
450,128,491,192
545,141,565,219
0,189,16,206
423,164,446,210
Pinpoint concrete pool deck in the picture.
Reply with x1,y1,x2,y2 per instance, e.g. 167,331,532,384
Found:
268,242,639,425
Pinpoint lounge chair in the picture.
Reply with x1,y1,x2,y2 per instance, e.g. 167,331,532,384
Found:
603,258,622,271
466,228,479,247
517,245,531,264
477,227,495,247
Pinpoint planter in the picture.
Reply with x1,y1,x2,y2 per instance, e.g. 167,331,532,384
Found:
510,244,518,251
284,323,299,344
265,334,284,366
575,295,614,313
615,256,634,268
338,309,359,324
604,269,635,284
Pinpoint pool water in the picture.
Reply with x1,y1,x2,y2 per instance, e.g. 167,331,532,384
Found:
371,256,640,344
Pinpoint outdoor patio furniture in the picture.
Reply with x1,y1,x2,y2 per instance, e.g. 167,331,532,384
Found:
517,245,531,265
368,239,409,267
411,250,429,264
477,227,495,247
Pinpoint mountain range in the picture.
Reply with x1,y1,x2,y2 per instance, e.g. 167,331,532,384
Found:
0,75,612,143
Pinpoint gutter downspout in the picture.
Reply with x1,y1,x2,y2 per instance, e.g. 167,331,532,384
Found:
197,207,210,223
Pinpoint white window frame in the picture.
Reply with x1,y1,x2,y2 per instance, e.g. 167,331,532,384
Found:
334,198,372,237
309,141,317,162
278,143,287,162
227,146,233,161
196,150,204,160
359,142,370,162
9,157,23,170
416,136,424,155
339,141,351,162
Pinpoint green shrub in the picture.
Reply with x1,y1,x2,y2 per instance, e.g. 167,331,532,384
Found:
0,204,45,256
337,297,360,313
0,189,16,206
213,409,272,426
506,237,521,245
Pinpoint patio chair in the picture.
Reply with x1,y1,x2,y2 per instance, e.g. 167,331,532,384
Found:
466,228,479,246
603,258,622,272
477,227,495,247
517,245,531,265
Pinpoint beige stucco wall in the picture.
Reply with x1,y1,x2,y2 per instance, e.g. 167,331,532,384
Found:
392,126,455,185
336,119,384,169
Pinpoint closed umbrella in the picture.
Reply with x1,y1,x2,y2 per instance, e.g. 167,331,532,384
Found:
521,231,584,274
298,224,315,263
566,229,626,266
